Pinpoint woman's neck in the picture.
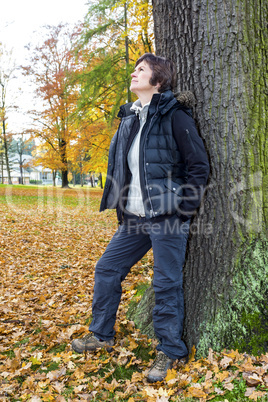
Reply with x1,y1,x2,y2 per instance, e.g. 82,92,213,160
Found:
137,89,159,107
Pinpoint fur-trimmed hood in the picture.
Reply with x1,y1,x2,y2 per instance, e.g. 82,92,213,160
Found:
175,91,196,109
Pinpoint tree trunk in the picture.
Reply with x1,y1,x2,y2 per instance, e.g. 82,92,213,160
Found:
53,170,56,187
124,1,131,103
0,146,4,184
61,170,69,188
19,157,25,185
130,0,268,357
2,123,12,185
99,172,103,189
90,174,94,187
19,164,24,185
60,138,69,188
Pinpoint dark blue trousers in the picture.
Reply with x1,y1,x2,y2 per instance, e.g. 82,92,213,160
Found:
89,214,190,360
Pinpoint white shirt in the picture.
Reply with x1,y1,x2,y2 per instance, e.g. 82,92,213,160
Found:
125,100,149,216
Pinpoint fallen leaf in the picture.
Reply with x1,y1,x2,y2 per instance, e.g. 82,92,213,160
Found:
243,372,263,387
47,367,66,382
219,356,233,369
223,382,234,391
248,390,267,401
29,396,42,402
165,368,177,382
188,345,196,362
186,385,207,398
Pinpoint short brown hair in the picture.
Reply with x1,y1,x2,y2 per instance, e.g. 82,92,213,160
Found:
135,53,176,93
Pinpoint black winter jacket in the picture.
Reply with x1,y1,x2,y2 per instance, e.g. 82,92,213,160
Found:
100,90,209,223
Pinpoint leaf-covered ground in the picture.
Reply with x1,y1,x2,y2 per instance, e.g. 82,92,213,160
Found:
0,185,267,402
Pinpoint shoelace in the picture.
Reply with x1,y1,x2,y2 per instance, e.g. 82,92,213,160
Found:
83,333,95,341
152,353,171,369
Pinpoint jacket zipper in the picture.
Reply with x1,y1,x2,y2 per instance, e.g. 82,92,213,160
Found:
140,95,162,218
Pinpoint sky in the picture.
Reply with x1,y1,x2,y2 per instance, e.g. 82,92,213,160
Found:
0,0,90,133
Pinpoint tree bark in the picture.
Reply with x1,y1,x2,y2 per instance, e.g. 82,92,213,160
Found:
3,129,12,185
131,0,268,357
0,149,3,184
61,170,69,188
1,98,12,185
99,172,103,189
53,170,56,187
60,138,69,188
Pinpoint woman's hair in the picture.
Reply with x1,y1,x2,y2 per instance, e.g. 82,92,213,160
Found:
135,53,177,93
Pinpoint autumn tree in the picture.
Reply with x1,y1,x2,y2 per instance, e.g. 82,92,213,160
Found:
23,24,80,187
78,0,154,116
0,45,15,185
69,0,154,183
130,0,268,357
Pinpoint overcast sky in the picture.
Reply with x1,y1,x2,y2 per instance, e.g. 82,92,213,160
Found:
0,0,90,133
1,0,89,61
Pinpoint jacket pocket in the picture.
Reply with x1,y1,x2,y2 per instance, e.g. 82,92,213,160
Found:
164,178,183,197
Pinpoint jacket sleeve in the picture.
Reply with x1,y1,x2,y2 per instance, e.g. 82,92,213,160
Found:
172,109,210,220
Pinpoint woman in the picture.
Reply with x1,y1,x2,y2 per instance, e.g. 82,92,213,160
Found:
72,53,210,382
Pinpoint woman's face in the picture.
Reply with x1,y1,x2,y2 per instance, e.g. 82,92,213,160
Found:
130,61,158,96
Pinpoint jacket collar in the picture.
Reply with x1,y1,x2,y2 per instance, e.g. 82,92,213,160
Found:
146,90,178,116
117,90,191,119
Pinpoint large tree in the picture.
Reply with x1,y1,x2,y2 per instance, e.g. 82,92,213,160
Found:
131,0,268,357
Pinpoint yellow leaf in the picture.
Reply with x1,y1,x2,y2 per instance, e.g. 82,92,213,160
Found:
222,349,240,360
188,345,196,362
72,367,85,379
187,386,207,398
165,368,177,382
215,371,230,382
30,356,42,365
131,372,144,382
104,378,120,392
128,337,138,350
42,394,55,402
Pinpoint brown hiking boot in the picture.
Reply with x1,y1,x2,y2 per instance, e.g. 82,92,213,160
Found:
72,333,114,353
147,351,175,383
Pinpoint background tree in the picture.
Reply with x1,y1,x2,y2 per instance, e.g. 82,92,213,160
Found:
0,45,15,185
12,133,34,184
23,24,80,187
78,0,153,117
0,137,4,184
67,0,154,184
131,0,268,357
31,143,61,187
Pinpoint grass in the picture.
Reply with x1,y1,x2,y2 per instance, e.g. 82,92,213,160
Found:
0,183,102,210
